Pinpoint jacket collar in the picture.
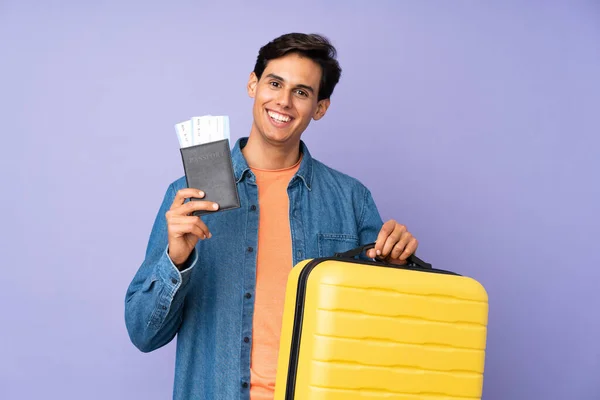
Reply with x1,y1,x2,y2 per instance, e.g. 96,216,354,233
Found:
231,137,313,190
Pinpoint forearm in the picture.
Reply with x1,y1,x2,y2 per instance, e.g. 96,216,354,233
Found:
124,246,198,352
358,187,383,237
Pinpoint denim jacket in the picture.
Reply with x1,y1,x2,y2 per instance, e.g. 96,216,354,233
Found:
124,137,384,399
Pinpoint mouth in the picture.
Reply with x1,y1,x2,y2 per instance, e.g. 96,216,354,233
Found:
266,109,294,127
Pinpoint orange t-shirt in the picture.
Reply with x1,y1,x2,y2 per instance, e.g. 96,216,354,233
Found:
249,156,302,400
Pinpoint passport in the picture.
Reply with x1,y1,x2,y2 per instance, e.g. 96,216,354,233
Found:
177,116,240,215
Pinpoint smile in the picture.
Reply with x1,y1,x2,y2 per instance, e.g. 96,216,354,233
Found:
267,110,293,124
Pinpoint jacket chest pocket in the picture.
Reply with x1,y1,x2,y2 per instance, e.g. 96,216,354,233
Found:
317,233,360,258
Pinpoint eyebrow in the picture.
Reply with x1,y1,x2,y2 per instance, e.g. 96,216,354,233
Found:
266,73,315,94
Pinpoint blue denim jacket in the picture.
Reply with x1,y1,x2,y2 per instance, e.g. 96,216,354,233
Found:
125,137,384,399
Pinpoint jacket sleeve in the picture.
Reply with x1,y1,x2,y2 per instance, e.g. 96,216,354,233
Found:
357,186,384,253
124,183,200,353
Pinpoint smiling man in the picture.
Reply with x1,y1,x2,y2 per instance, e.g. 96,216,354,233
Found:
125,33,419,400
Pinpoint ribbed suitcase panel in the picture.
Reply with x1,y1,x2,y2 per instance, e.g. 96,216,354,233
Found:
314,309,486,350
306,385,481,400
308,360,483,395
294,261,488,399
311,334,485,373
314,263,487,304
316,283,488,326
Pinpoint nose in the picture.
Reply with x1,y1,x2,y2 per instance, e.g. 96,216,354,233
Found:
276,90,292,108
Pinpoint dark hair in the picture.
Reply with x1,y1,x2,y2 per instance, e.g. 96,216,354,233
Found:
253,33,342,101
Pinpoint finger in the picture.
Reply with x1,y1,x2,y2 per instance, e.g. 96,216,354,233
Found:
178,200,220,215
399,238,419,261
367,249,377,258
390,231,412,260
186,215,212,238
170,188,205,209
191,215,212,239
170,221,208,240
184,222,207,240
375,220,396,257
380,234,398,259
381,224,406,258
168,216,211,238
180,222,208,240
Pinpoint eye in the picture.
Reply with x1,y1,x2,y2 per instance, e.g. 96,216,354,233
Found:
269,81,281,88
295,89,308,97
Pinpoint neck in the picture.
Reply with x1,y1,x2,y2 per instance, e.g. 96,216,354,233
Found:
242,130,301,170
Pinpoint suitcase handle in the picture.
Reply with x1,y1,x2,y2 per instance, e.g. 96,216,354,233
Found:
335,242,432,269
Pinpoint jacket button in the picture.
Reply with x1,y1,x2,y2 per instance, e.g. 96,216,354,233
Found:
245,292,252,299
242,382,248,388
244,337,250,343
250,205,256,211
247,247,254,252
171,278,178,284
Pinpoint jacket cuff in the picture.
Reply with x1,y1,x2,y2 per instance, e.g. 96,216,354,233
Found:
156,245,198,290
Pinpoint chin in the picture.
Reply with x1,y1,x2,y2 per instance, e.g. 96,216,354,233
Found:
262,129,296,145
260,122,297,145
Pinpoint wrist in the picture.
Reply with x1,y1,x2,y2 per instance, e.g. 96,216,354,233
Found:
168,249,190,270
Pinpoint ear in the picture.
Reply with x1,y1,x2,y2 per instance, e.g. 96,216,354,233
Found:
312,98,331,121
247,72,258,98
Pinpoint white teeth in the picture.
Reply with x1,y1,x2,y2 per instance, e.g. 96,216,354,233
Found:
268,110,291,123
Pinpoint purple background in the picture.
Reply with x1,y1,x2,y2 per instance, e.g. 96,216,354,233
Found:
2,1,599,399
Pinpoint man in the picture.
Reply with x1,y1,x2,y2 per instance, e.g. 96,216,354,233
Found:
125,33,419,400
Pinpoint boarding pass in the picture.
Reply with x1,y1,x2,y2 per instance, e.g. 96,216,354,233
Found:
175,115,231,148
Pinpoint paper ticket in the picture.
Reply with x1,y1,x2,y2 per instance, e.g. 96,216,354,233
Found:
221,116,230,140
175,119,192,148
191,116,204,145
205,116,218,143
183,115,231,146
213,116,230,141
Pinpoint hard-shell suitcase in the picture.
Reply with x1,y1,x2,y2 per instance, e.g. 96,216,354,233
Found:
274,243,489,400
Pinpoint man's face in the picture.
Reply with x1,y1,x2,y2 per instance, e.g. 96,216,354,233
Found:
247,53,330,147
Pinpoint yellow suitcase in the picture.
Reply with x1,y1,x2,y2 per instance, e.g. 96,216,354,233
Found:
274,243,489,400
